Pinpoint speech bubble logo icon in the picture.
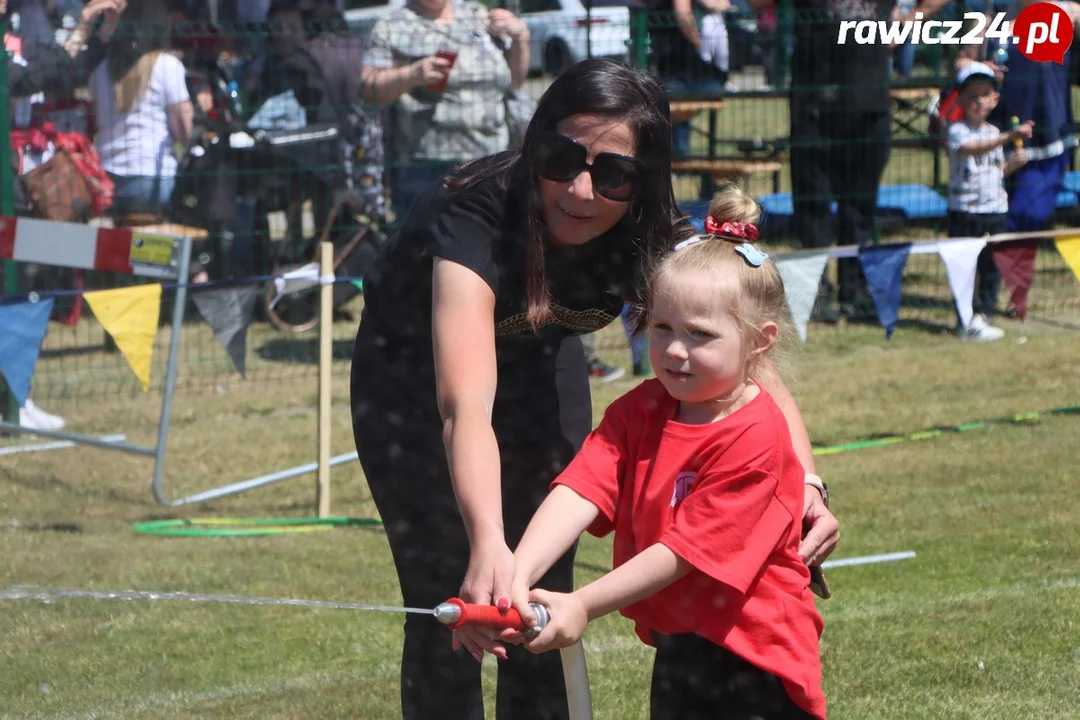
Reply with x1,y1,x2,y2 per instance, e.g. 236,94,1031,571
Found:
1013,1,1074,65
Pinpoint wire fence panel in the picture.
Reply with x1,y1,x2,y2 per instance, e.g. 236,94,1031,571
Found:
2,8,1078,408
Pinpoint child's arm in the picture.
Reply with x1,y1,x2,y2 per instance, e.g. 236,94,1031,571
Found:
510,485,600,625
956,122,1034,157
521,543,694,654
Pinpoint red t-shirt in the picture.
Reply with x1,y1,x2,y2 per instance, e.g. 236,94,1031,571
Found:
553,379,826,719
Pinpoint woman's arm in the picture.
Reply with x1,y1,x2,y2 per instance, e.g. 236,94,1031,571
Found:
754,357,814,474
754,357,840,566
672,0,702,49
167,100,195,150
488,8,530,91
360,56,454,105
432,257,503,549
433,257,517,659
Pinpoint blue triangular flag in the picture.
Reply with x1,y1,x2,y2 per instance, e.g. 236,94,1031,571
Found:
0,298,55,406
859,244,912,339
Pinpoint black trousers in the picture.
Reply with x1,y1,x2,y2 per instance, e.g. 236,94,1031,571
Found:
650,633,815,720
350,324,593,720
947,211,1006,318
790,97,892,304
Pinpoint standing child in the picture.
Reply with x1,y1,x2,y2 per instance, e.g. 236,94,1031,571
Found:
502,186,826,719
947,61,1032,342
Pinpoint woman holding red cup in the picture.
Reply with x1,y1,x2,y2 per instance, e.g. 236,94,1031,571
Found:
361,0,530,220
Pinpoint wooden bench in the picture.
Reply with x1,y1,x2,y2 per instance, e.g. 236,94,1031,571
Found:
109,214,209,241
672,157,786,195
669,99,725,125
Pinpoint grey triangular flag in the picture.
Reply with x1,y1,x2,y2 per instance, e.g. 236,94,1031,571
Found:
775,250,831,343
192,286,258,378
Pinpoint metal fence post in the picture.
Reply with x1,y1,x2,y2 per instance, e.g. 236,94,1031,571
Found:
0,23,21,431
775,0,793,90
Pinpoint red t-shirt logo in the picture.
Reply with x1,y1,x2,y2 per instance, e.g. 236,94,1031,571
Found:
669,471,697,508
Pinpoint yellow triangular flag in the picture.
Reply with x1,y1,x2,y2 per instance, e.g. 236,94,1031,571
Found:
84,284,162,392
1055,236,1080,284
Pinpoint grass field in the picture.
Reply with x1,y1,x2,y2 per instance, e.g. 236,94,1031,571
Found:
3,312,1080,719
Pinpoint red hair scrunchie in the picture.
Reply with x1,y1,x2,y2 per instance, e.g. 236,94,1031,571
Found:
704,217,759,243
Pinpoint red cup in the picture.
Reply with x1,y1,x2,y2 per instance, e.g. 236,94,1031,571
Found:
428,48,458,92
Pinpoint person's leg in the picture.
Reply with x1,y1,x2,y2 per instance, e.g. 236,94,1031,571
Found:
832,109,890,314
895,38,916,77
650,633,814,720
580,331,624,382
350,331,484,720
974,213,1008,318
621,303,649,375
790,90,838,322
658,76,692,158
494,335,593,720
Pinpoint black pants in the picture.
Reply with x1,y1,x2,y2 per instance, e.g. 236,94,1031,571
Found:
650,634,815,720
947,211,1006,318
790,97,892,305
350,324,593,720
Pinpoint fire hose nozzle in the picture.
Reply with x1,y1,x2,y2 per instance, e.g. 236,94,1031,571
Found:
434,597,550,635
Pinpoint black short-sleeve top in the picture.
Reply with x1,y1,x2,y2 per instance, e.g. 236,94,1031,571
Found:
357,172,643,369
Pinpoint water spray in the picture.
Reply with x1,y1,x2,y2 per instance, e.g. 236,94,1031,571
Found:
0,586,592,718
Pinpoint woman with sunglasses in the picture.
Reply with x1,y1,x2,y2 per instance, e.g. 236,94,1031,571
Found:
349,58,839,719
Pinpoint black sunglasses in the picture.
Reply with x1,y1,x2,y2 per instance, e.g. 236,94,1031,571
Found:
532,132,644,202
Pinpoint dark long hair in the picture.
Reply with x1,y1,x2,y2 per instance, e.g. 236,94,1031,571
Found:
446,59,681,330
106,0,173,112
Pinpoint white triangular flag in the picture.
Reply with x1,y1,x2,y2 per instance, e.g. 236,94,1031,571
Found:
938,237,986,330
270,262,320,310
775,250,831,343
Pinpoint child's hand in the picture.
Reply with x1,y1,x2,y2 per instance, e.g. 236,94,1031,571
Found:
1012,147,1029,167
1011,121,1035,143
520,589,589,654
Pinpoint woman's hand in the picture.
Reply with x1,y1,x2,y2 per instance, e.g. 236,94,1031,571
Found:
520,589,588,654
409,54,454,89
452,539,516,663
488,8,530,43
800,485,839,567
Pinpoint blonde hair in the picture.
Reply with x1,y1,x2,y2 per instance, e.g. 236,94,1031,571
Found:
648,183,792,373
114,51,163,113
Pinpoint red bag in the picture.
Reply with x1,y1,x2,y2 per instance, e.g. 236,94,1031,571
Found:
928,87,965,141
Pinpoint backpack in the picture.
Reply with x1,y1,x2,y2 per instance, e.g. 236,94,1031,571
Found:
927,86,965,142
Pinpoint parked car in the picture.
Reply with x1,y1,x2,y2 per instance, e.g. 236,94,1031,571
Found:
342,0,629,76
517,0,630,76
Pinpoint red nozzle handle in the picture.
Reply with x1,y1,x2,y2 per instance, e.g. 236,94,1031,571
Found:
442,597,527,631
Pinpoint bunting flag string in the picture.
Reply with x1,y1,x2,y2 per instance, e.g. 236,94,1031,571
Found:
83,284,162,392
0,298,54,406
191,286,258,379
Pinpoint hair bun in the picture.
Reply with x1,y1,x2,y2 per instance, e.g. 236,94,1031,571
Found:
704,217,759,243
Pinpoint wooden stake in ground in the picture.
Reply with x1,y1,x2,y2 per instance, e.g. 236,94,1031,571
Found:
317,242,333,518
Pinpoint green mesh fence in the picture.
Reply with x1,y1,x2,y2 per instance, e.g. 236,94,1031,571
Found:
2,7,1078,409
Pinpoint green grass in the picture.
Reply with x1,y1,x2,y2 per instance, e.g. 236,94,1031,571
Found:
3,317,1080,718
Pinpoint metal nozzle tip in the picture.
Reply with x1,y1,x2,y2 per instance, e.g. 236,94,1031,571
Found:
433,602,460,625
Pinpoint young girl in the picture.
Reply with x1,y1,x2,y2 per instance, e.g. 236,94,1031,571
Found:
503,186,826,719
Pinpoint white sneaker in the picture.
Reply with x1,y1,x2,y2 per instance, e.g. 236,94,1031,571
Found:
960,314,1005,343
21,400,66,431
